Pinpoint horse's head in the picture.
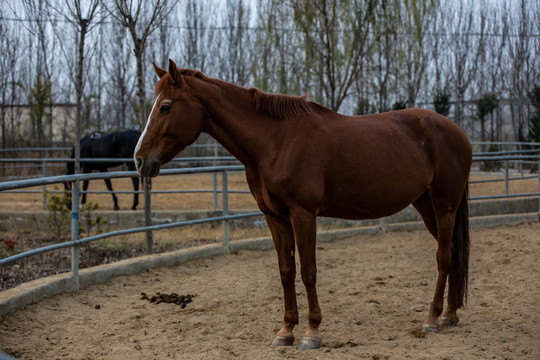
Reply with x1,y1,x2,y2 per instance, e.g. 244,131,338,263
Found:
134,59,207,177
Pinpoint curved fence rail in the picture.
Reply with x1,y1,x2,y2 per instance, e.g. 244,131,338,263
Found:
1,147,539,291
0,165,262,289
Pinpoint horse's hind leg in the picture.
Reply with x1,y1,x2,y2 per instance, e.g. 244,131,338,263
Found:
104,178,119,210
423,210,455,333
413,190,437,238
413,190,449,332
422,185,468,333
440,185,469,328
413,188,459,332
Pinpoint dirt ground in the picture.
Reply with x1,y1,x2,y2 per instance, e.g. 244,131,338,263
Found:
1,222,539,359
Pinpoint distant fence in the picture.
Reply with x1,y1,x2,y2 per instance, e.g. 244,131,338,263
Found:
0,143,235,180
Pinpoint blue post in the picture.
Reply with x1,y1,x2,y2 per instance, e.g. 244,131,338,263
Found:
505,160,509,195
213,172,218,210
222,170,229,251
71,180,80,290
42,160,47,210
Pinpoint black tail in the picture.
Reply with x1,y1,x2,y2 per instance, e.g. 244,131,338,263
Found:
449,183,470,309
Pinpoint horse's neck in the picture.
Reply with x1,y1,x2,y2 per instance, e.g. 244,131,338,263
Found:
194,80,278,168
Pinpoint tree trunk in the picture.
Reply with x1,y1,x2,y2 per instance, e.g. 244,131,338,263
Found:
134,38,153,254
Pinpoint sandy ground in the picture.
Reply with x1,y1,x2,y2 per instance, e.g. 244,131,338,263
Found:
1,222,539,359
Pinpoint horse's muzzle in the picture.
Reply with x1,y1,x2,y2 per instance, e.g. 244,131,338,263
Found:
136,156,160,177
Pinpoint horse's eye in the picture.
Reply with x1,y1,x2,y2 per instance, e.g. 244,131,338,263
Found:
160,105,171,114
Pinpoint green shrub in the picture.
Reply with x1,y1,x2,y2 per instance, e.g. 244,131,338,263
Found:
46,187,71,240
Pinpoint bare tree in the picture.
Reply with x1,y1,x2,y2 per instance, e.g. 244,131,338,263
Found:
220,0,251,85
369,0,401,112
506,0,539,142
48,0,102,173
446,0,485,127
292,0,377,112
104,0,175,131
20,0,57,146
253,0,303,95
479,3,510,143
104,0,177,254
104,22,136,129
0,10,23,149
398,0,437,108
171,0,219,74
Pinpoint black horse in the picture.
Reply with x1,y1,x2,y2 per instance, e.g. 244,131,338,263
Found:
66,129,141,210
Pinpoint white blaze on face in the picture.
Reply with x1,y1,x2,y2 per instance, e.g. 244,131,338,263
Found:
134,93,161,169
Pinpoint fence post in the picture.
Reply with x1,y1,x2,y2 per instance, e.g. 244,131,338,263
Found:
71,180,80,290
144,178,153,254
213,172,218,210
505,160,509,195
42,160,47,210
538,159,540,215
222,170,230,251
379,217,387,233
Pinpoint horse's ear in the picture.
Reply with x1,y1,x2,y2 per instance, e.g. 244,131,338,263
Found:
168,59,184,87
153,62,167,79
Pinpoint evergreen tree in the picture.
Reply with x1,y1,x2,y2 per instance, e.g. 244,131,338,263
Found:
29,74,52,147
526,85,540,142
392,100,408,110
433,89,451,116
475,92,498,145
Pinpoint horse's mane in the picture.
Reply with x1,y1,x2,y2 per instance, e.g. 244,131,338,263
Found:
159,68,314,119
248,88,313,119
179,68,206,79
155,68,208,96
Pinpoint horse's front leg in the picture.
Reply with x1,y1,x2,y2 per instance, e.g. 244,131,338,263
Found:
265,215,298,347
131,176,139,210
81,180,90,205
291,212,322,350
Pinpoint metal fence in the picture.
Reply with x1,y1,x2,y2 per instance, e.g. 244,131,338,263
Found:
0,165,262,290
0,156,242,210
0,144,539,290
0,143,234,180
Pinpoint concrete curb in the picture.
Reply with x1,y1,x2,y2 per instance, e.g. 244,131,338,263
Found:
1,212,538,322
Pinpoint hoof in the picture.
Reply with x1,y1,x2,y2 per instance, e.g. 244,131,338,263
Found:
422,323,439,334
297,336,322,350
271,336,294,347
439,316,459,327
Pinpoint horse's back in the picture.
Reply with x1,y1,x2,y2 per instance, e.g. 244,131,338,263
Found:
385,109,472,181
344,108,471,168
78,129,141,167
287,108,471,219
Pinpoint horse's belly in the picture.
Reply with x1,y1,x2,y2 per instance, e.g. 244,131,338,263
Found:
319,193,417,220
318,165,430,220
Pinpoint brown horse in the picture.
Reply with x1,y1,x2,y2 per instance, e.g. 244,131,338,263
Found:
134,60,472,350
